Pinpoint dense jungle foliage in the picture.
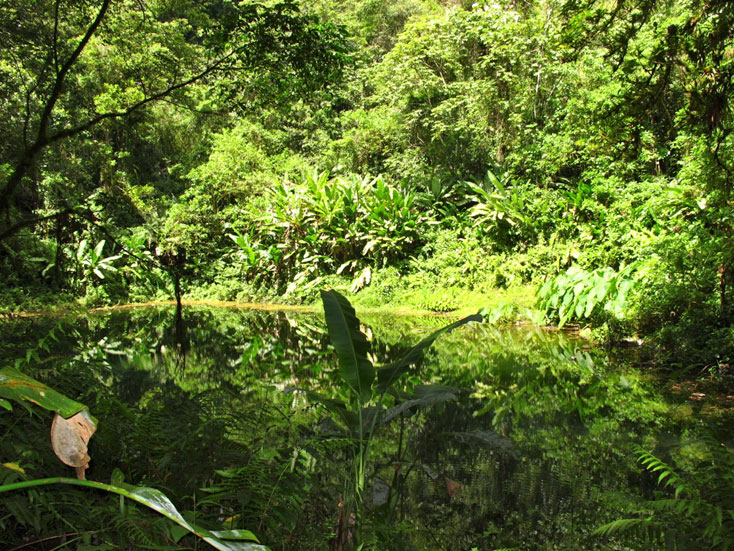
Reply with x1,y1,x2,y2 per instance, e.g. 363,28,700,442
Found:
3,2,734,549
2,0,733,365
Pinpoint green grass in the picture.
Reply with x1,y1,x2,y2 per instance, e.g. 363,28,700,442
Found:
300,268,538,319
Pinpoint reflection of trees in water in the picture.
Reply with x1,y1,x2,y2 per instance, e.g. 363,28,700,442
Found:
399,399,607,550
355,324,672,550
0,308,339,548
0,308,704,550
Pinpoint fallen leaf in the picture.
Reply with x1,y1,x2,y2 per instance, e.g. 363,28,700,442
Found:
51,410,96,479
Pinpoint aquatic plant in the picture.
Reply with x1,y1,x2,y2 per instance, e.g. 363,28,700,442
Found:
291,289,482,549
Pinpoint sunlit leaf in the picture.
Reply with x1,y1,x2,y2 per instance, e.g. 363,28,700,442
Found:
320,290,375,403
94,239,106,259
0,367,93,420
2,462,25,475
0,478,266,551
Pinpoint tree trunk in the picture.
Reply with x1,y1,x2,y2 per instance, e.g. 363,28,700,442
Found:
720,264,732,324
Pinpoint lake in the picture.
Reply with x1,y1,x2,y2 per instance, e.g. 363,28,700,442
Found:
0,305,720,550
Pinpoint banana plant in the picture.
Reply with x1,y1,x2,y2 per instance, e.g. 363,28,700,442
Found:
291,290,482,549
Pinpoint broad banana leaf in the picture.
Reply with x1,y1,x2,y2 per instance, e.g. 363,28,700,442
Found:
286,386,360,433
0,477,266,551
0,367,96,423
382,386,457,425
320,290,375,403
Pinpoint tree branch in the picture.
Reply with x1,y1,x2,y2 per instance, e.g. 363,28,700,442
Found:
0,31,235,220
43,59,226,148
0,208,74,242
713,127,733,196
52,0,60,73
0,0,111,215
37,0,111,143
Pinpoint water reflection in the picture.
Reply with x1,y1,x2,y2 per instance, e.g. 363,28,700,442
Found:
0,307,697,550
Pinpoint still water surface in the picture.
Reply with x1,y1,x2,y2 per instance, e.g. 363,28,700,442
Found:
0,306,707,550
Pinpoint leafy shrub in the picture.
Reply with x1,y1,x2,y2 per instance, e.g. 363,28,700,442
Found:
538,264,638,328
186,120,290,204
237,169,426,293
29,237,125,299
410,287,462,312
464,167,534,249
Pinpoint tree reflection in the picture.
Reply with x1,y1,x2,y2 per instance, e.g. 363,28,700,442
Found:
0,308,710,550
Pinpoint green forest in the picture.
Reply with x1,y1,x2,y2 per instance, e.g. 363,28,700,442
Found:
2,0,734,363
2,0,734,549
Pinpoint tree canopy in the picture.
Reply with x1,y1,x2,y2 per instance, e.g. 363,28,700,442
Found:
0,0,348,230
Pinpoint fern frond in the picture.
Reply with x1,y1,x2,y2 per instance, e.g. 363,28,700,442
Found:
593,517,655,537
634,446,690,497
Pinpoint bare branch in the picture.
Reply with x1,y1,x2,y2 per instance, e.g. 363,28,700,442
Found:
52,0,60,72
713,127,733,196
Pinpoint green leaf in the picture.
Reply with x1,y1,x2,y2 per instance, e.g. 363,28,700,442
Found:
376,313,483,393
77,239,88,261
170,525,190,544
211,529,262,541
94,240,106,259
320,290,375,403
111,468,125,486
0,478,266,551
584,288,598,318
593,517,653,536
381,386,457,425
0,367,94,421
285,387,359,433
575,292,588,318
0,398,11,411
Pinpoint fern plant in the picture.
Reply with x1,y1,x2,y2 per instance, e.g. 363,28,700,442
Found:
595,440,734,550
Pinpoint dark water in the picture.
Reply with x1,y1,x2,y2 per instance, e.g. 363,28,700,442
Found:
0,306,714,550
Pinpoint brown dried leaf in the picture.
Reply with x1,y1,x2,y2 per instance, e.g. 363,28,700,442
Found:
50,410,96,479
